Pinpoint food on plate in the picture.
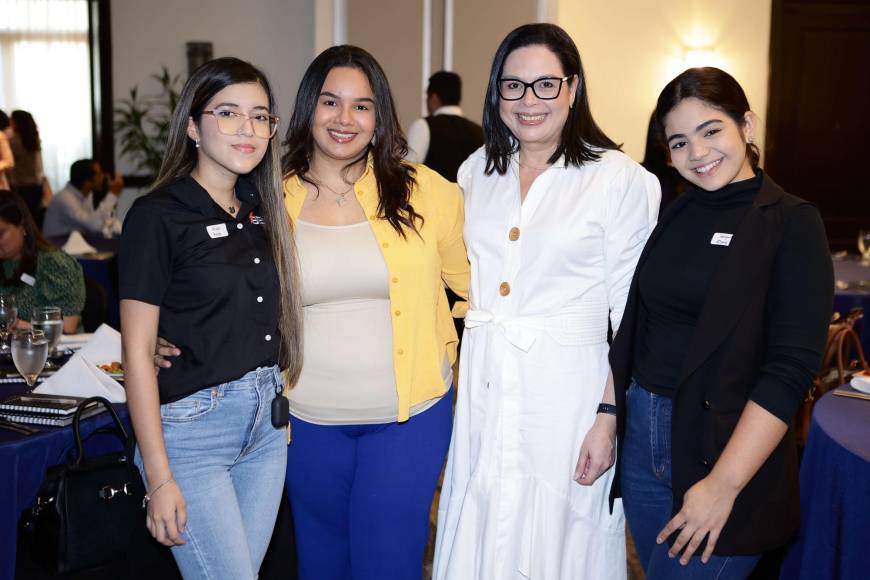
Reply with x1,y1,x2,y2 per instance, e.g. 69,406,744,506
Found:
98,361,123,374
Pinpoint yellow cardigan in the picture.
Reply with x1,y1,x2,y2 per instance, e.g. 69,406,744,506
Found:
284,160,469,421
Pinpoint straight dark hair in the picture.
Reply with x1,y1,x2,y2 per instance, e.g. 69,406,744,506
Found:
11,110,40,153
654,67,760,169
483,23,619,175
151,57,303,385
0,190,53,285
281,45,422,238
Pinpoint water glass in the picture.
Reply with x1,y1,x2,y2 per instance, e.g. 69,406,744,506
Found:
31,306,63,356
0,293,17,352
11,329,48,389
858,230,870,264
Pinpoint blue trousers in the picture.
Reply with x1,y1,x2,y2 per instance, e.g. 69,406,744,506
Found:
285,389,453,580
621,381,761,580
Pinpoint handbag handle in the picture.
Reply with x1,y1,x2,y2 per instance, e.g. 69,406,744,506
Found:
71,396,131,468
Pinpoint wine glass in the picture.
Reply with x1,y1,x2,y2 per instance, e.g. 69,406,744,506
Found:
0,293,18,353
858,230,870,264
11,329,48,390
31,306,63,357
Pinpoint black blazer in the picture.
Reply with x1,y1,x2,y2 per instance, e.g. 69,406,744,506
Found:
609,173,834,555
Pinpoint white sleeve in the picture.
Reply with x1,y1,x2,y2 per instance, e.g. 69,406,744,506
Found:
405,118,430,163
604,162,661,333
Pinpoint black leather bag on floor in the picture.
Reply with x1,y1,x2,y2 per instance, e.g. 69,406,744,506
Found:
25,396,146,574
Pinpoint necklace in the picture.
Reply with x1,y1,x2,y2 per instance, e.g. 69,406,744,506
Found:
223,189,239,215
308,171,356,207
517,159,551,171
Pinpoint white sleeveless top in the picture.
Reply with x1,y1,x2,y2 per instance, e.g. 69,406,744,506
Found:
291,219,450,425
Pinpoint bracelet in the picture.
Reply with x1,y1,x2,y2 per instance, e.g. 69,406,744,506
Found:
142,477,175,509
596,403,617,416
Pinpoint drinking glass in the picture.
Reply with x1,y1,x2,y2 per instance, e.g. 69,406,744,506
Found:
11,329,48,390
0,293,18,352
858,230,870,264
31,306,63,357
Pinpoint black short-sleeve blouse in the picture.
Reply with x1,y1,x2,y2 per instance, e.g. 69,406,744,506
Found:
119,175,280,403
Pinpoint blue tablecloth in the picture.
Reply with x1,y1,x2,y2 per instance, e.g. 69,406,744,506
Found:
0,383,130,579
833,258,870,356
780,385,870,580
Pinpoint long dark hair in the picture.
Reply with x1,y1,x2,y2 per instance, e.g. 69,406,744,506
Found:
151,57,303,385
654,67,760,169
483,23,619,175
281,45,422,238
10,110,40,153
0,190,53,285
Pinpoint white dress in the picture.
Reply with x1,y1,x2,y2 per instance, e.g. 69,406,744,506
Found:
434,148,660,579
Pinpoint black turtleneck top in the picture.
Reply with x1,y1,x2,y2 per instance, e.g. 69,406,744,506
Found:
633,171,763,396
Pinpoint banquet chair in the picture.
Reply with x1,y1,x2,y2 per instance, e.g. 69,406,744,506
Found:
81,275,108,332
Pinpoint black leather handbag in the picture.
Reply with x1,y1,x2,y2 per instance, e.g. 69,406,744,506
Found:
25,396,146,574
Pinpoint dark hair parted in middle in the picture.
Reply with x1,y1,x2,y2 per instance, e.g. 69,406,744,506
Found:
654,67,760,169
0,190,53,285
483,23,619,175
282,45,423,238
11,110,41,153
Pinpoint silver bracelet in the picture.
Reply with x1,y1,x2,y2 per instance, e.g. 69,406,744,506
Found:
142,477,175,509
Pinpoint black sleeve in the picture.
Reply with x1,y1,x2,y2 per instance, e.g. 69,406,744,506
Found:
749,204,834,423
119,199,173,306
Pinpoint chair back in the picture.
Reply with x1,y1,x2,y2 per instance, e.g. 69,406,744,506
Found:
81,275,107,332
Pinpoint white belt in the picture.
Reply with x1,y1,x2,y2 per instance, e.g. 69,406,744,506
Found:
464,309,541,353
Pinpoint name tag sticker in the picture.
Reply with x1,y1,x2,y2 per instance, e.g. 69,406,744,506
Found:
206,223,228,239
20,273,36,286
710,233,733,246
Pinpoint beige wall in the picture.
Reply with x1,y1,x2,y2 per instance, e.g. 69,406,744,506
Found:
112,0,315,173
556,0,771,161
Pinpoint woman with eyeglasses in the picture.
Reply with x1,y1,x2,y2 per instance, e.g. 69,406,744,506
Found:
119,57,302,579
434,23,660,579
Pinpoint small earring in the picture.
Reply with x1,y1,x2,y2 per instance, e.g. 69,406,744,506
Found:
748,137,754,144
195,139,201,149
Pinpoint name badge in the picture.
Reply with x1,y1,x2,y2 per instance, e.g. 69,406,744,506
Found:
206,223,229,239
20,273,36,286
710,233,733,246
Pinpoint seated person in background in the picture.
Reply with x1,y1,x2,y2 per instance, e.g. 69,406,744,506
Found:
42,159,123,238
0,190,85,332
0,110,14,190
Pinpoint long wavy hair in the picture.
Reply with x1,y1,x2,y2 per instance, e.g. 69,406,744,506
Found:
10,110,41,153
654,67,760,169
151,57,303,385
0,190,53,285
483,23,619,175
281,45,422,238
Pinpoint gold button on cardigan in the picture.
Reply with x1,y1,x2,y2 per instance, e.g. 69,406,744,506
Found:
283,158,469,422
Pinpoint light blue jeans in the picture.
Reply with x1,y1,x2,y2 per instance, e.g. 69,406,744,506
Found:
135,366,286,580
621,381,761,580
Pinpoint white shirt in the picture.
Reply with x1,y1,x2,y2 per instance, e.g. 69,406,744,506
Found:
405,105,465,163
42,182,119,238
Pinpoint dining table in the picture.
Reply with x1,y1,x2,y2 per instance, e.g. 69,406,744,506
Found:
832,256,870,356
780,383,870,579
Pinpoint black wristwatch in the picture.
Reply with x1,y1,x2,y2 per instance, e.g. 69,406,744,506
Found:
596,403,617,416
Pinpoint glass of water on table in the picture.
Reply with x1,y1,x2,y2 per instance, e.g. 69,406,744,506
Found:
0,293,17,352
31,306,63,368
11,329,48,390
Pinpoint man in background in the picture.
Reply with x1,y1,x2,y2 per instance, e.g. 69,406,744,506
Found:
43,159,123,238
405,71,483,182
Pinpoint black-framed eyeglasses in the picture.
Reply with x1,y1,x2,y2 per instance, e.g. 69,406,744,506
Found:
497,76,571,101
202,109,280,139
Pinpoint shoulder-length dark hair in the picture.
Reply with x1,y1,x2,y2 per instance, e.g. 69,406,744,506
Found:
654,67,760,169
281,45,422,238
151,56,303,385
483,23,619,175
10,110,40,153
0,190,53,285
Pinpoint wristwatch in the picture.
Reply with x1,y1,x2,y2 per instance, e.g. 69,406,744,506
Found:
596,403,617,416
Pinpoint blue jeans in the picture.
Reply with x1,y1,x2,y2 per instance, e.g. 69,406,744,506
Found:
135,366,287,580
621,381,761,580
285,389,453,580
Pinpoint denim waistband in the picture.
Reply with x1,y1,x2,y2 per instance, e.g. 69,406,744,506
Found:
219,365,282,393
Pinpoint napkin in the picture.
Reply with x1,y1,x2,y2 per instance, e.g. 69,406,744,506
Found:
34,351,126,402
62,230,97,256
76,324,122,365
850,372,870,394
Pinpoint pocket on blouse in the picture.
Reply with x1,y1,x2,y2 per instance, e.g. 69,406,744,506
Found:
160,389,217,422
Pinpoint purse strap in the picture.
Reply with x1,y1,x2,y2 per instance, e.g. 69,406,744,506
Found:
71,396,131,468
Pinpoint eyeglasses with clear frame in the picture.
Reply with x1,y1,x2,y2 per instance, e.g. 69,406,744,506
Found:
497,76,572,101
201,109,280,139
